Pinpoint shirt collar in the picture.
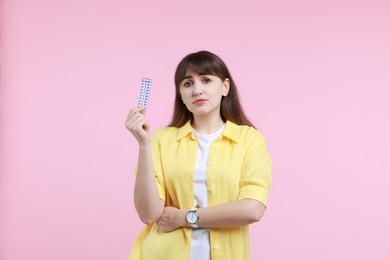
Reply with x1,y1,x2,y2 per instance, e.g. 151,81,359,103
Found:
222,120,240,143
176,120,240,143
176,120,194,141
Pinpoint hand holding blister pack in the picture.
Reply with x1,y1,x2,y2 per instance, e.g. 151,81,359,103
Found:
137,78,152,109
125,78,152,138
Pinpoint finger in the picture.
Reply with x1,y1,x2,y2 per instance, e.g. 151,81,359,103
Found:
126,107,145,120
125,115,144,132
134,115,150,132
127,117,146,133
156,221,164,231
125,114,141,129
126,110,148,127
139,109,146,115
125,112,146,128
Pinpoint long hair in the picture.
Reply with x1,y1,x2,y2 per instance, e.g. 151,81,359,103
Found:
168,50,255,128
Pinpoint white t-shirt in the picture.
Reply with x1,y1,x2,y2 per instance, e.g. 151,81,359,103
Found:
190,124,225,260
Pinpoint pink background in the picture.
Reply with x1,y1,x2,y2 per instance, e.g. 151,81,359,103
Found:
1,0,390,259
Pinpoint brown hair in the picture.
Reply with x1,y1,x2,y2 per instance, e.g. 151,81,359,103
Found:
168,50,255,128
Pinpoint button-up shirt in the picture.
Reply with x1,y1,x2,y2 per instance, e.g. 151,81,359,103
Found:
129,120,272,260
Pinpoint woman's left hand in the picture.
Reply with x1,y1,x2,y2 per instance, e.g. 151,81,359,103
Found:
156,206,186,232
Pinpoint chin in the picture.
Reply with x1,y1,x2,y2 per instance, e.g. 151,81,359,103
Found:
192,107,210,114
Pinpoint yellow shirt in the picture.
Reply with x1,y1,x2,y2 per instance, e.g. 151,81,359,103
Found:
129,120,272,260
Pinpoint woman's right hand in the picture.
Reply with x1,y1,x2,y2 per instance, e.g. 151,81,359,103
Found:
125,107,151,145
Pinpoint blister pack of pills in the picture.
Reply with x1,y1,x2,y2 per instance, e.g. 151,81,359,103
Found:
137,78,152,109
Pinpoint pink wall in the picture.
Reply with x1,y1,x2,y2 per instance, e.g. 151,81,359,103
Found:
1,0,390,259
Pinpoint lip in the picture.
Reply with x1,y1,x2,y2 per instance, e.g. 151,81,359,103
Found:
193,98,208,105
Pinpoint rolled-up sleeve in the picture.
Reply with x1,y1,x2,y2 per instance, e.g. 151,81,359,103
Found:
151,135,166,202
134,134,166,203
238,132,272,207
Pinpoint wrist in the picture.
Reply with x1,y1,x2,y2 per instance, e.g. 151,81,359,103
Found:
138,141,151,150
180,209,189,227
185,207,200,228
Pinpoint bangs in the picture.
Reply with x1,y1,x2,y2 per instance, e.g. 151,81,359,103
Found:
174,51,226,87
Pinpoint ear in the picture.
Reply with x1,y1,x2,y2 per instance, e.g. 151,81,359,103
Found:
222,78,230,97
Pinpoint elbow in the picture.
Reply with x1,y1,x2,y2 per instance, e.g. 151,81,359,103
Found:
136,206,164,225
140,216,158,225
251,210,264,223
247,200,266,223
138,211,162,225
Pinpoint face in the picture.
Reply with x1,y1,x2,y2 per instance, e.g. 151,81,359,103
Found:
179,70,230,118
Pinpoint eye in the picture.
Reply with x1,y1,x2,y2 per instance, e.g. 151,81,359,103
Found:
183,81,193,87
202,78,211,84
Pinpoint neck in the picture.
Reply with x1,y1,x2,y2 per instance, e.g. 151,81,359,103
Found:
191,115,225,135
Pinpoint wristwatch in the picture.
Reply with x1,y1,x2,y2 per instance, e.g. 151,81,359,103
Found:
186,207,200,228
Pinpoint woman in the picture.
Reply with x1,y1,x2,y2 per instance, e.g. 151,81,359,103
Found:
125,50,272,260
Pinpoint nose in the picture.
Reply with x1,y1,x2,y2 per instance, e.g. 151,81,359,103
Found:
192,82,203,96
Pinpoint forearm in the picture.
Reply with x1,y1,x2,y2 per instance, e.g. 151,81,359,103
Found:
134,143,164,224
174,199,266,229
197,199,265,228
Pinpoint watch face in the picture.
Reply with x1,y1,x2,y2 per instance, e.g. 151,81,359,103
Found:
186,212,197,224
